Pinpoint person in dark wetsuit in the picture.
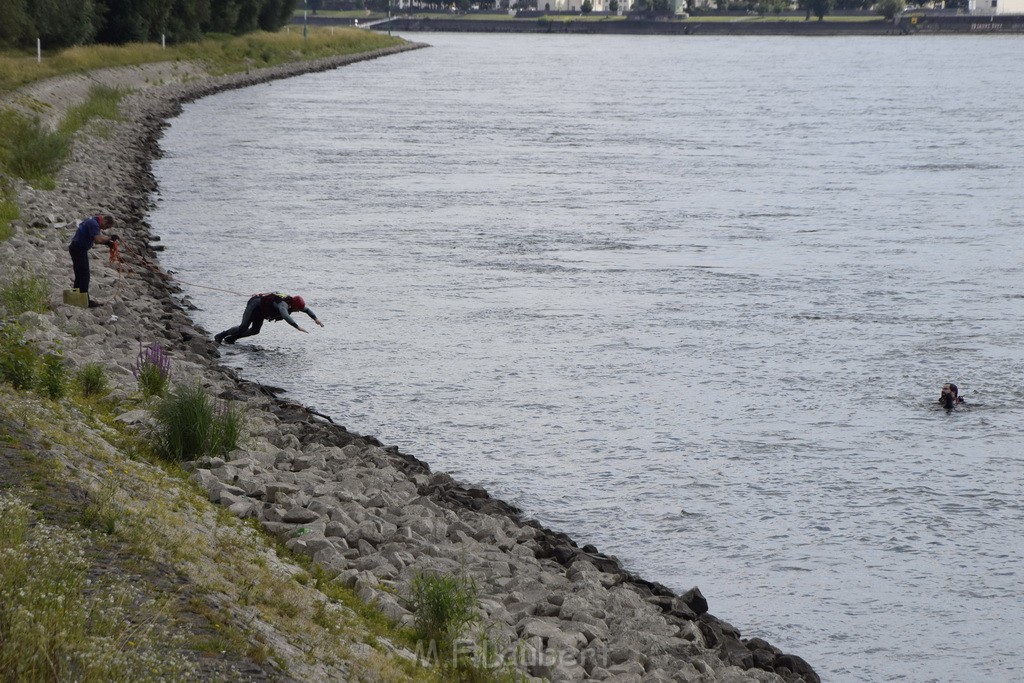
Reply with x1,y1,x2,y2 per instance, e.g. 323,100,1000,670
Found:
214,293,324,344
939,383,965,410
68,214,118,307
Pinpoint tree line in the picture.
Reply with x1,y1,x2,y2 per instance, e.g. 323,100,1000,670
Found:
0,0,298,50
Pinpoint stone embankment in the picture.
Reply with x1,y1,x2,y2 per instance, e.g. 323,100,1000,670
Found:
2,45,819,682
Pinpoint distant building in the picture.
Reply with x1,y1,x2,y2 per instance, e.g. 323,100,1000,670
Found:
969,0,1024,13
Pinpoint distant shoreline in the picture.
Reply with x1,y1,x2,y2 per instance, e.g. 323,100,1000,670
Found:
314,13,1024,35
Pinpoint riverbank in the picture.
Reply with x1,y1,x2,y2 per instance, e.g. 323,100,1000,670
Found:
1,41,818,682
359,13,1024,35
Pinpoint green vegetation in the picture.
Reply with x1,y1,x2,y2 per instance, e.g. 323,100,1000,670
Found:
0,326,67,401
0,84,129,187
0,272,49,315
0,29,403,95
0,0,297,51
59,85,129,137
410,571,478,660
876,0,906,19
0,110,68,188
0,31,402,188
39,347,68,400
0,176,20,240
133,342,171,399
0,323,36,390
76,362,109,398
0,491,196,681
153,382,245,461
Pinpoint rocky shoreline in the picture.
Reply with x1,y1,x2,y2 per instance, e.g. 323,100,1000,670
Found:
3,44,819,682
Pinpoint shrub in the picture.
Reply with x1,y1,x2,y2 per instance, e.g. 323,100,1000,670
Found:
0,322,37,389
76,362,109,398
409,571,478,658
39,348,68,400
876,0,905,19
153,382,245,461
132,342,171,398
0,273,50,315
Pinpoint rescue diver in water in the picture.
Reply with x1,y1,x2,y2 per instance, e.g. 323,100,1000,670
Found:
939,383,965,410
215,292,324,344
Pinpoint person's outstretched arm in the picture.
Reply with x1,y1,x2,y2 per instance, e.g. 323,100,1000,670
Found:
301,306,325,328
275,301,307,333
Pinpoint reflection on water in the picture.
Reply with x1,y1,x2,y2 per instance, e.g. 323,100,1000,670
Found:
153,34,1024,682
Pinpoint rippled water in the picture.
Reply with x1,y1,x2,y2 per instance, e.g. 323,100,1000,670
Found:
150,34,1024,681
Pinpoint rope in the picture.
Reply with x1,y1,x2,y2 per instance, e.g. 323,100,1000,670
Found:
111,239,252,298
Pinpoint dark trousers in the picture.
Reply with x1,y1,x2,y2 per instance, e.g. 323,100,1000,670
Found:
69,247,90,293
219,297,265,343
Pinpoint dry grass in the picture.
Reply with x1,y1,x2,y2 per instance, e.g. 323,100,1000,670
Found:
0,29,404,95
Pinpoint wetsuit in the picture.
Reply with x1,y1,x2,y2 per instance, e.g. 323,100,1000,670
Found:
216,293,319,344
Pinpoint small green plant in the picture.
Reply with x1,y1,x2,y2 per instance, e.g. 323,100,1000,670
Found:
39,347,68,400
0,322,37,390
409,571,479,661
153,382,245,461
80,482,120,535
0,272,50,315
76,362,109,398
132,342,171,398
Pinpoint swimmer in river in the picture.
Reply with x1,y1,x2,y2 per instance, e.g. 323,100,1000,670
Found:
939,383,965,410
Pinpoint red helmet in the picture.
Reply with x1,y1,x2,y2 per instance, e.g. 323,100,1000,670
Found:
288,295,305,311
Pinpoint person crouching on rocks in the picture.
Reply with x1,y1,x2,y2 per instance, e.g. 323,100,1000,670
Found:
215,292,324,345
939,383,965,410
68,214,118,307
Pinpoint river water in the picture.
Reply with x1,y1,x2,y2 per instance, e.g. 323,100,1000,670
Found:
150,34,1024,682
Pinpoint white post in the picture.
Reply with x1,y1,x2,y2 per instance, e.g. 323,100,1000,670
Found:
37,38,41,63
162,33,166,49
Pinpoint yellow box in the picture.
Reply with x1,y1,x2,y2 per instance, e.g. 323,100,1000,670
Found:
63,288,89,308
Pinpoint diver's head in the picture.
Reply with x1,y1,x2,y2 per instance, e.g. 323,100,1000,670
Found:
940,383,956,410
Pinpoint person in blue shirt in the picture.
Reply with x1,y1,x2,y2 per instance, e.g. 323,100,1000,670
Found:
68,214,118,307
214,293,324,344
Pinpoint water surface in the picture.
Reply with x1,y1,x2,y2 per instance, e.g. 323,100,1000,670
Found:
151,34,1024,682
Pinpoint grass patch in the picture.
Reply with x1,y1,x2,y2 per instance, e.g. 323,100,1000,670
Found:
0,491,196,681
0,85,129,187
0,322,38,390
0,29,405,95
58,84,129,138
76,362,110,398
152,382,245,461
0,272,50,315
0,30,403,185
409,571,478,659
0,108,69,188
39,346,68,400
0,176,17,241
0,381,444,682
